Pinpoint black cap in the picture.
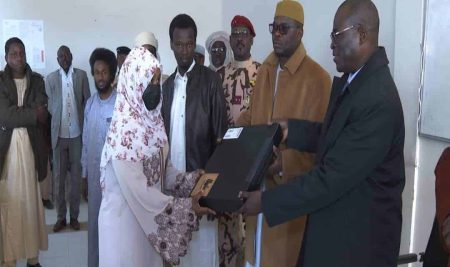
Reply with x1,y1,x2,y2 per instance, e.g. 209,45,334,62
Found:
116,46,131,55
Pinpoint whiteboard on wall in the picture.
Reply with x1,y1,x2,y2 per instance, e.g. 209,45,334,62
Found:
2,19,46,69
419,0,450,141
0,0,223,89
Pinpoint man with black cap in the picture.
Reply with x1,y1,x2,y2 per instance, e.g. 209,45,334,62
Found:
116,46,130,72
111,46,131,89
236,1,331,266
194,44,206,66
217,14,261,267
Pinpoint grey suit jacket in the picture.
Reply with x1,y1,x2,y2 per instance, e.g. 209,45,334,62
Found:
46,67,90,149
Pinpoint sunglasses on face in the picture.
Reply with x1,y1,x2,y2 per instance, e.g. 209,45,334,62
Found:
330,25,357,42
269,23,300,35
231,29,251,38
211,47,226,54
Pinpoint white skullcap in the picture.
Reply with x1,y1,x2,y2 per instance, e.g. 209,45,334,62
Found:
195,44,206,56
134,31,158,50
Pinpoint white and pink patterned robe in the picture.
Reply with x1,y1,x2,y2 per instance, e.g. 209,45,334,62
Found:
98,47,200,266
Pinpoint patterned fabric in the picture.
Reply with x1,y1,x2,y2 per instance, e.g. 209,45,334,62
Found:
143,152,163,187
218,213,245,267
172,169,202,198
217,58,260,267
219,59,261,126
100,47,168,187
148,198,199,266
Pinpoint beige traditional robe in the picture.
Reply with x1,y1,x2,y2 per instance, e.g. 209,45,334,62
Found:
237,44,332,267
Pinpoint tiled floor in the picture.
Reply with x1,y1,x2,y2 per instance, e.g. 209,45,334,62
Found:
16,201,89,267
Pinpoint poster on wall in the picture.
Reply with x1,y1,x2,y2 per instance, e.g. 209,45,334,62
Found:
2,19,45,69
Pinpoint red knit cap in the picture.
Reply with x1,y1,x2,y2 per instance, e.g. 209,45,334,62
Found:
231,15,256,37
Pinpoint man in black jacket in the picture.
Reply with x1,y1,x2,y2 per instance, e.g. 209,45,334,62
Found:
161,14,227,266
240,1,405,267
162,14,227,173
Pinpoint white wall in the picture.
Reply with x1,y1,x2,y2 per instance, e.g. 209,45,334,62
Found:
394,1,450,266
0,0,223,86
222,0,395,78
393,0,423,257
1,0,447,263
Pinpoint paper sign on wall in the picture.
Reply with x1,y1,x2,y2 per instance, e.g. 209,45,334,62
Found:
2,20,45,69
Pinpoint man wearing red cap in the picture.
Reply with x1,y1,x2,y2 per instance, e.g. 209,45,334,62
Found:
236,1,331,266
217,15,261,267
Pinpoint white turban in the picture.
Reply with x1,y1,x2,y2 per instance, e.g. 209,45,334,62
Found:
134,31,158,50
205,31,233,71
195,44,206,56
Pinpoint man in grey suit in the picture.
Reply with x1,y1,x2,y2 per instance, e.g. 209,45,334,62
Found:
46,45,90,232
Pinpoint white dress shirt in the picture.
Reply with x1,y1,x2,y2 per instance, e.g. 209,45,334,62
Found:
169,61,195,172
347,67,363,84
59,66,81,138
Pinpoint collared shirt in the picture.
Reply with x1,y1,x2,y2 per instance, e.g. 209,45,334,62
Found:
169,60,195,172
81,90,117,179
59,66,81,138
347,67,363,84
274,65,282,97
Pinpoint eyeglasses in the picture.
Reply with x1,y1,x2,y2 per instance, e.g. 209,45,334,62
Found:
211,47,226,53
231,29,250,38
330,25,356,42
269,23,299,35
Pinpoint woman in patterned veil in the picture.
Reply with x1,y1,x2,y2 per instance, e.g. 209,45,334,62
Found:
98,47,213,267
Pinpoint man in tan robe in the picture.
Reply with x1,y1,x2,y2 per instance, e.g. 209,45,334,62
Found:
236,1,331,266
0,37,48,267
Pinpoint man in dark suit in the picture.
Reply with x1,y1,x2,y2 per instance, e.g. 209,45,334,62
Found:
240,1,405,267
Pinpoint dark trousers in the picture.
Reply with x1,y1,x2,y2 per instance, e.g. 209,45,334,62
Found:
53,136,82,220
423,217,449,267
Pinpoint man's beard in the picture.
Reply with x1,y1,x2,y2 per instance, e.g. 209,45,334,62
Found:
95,80,112,93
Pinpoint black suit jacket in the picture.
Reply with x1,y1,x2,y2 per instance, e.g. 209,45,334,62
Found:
262,47,405,267
162,63,227,171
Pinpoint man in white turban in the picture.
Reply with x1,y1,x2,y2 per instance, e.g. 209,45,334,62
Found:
205,31,233,71
194,44,205,66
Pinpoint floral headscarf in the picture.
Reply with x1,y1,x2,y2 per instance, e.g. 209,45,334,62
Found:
100,47,168,185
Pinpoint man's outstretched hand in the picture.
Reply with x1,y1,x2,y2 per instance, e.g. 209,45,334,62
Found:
271,119,288,144
238,190,262,216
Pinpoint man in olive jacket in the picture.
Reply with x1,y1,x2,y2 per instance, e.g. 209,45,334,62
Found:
0,37,49,267
0,40,48,182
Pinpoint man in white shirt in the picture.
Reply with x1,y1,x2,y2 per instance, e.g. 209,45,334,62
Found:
161,14,227,267
46,45,91,232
